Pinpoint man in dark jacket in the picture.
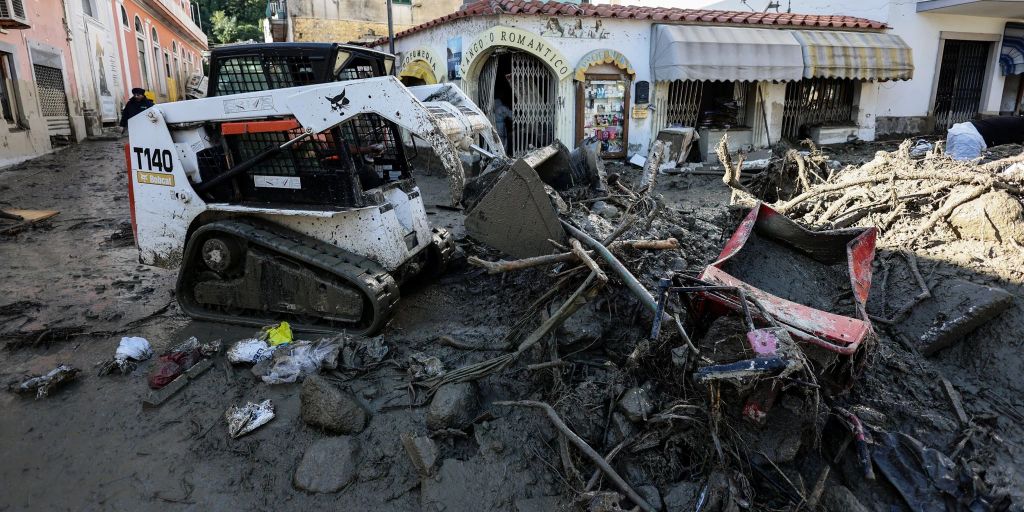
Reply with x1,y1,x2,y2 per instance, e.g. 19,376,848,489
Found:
120,88,154,133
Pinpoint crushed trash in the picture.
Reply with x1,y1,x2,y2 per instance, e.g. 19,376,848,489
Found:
408,352,445,380
8,364,80,398
252,338,341,384
225,399,275,438
227,338,277,365
98,336,153,375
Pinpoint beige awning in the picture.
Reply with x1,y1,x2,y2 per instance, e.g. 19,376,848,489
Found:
791,30,914,81
651,24,805,82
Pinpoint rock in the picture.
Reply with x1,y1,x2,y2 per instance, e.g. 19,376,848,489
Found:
558,301,607,345
293,437,359,493
426,382,479,431
821,483,870,512
300,375,368,434
662,481,701,511
618,387,655,422
950,190,1024,243
637,485,663,511
401,433,439,477
894,279,1014,356
591,200,620,220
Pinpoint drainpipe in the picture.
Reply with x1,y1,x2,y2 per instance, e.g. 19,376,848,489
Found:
386,0,395,55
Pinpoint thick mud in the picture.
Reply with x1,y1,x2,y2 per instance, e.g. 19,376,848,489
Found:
1,140,1023,510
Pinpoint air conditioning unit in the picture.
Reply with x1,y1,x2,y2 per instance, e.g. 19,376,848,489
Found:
0,0,30,29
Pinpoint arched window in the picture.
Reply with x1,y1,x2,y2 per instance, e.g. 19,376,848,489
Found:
172,41,177,53
135,17,150,91
120,5,129,29
151,27,159,45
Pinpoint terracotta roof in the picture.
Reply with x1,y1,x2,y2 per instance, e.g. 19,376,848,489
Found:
373,0,888,46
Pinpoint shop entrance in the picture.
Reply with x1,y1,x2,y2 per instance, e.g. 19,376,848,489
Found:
477,50,557,157
933,39,992,130
576,67,630,158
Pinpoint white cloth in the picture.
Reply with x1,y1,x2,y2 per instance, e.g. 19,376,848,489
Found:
946,122,987,161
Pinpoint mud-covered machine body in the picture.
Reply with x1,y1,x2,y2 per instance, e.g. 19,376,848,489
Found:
126,43,502,334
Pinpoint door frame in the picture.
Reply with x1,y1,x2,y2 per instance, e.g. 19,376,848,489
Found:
576,72,631,159
927,31,1001,127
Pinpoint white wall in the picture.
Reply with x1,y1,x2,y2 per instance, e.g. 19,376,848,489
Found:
712,0,1022,122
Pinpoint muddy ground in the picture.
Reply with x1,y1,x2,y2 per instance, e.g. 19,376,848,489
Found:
0,139,1023,511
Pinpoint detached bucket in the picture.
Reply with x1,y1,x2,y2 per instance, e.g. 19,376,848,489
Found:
462,142,589,258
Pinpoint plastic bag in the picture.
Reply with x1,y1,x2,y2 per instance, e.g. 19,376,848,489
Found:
252,339,341,384
945,122,987,161
227,338,277,365
261,322,293,346
225,399,275,438
115,336,153,361
147,349,202,389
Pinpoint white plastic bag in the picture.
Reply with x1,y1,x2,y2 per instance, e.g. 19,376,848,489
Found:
227,338,277,365
225,399,275,438
115,336,153,362
253,339,341,384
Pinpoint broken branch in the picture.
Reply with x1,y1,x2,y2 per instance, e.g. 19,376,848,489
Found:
496,400,656,512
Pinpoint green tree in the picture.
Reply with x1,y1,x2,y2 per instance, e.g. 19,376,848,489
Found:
210,10,263,43
197,0,266,43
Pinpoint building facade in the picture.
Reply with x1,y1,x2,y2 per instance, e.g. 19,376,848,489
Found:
0,0,87,167
113,0,207,105
0,0,205,167
709,0,1024,135
265,0,464,45
372,0,913,160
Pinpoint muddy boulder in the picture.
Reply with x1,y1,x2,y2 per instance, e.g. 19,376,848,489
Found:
662,481,701,510
300,375,368,434
618,387,655,423
950,190,1024,243
426,382,479,431
293,437,359,493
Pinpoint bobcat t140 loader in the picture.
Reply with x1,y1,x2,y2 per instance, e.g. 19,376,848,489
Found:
125,43,504,335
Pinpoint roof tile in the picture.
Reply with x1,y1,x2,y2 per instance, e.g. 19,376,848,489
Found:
376,0,887,47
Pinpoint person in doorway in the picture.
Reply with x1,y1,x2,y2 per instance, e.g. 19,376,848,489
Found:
493,97,513,154
946,116,1024,160
120,88,154,133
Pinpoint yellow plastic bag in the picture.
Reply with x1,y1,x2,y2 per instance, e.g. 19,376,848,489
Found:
262,322,293,346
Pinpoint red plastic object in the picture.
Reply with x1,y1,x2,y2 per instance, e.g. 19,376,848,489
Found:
698,203,877,357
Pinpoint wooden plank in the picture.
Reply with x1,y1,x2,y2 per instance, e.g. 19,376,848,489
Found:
142,359,213,409
940,377,970,426
0,209,60,235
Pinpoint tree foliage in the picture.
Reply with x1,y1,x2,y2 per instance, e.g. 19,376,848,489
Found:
199,0,266,44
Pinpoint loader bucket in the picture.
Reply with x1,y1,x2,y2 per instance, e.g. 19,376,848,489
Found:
463,143,574,259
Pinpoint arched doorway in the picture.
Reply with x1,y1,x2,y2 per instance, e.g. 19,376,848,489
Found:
460,27,571,157
477,50,557,157
399,60,437,86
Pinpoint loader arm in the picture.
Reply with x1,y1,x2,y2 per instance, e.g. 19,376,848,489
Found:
283,76,491,205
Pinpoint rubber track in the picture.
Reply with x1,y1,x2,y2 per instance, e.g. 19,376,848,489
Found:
176,219,399,335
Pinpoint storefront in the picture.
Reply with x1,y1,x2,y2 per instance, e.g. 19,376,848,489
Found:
374,0,912,159
575,49,634,158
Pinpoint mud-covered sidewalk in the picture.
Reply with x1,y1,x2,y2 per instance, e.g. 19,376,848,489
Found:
2,139,1024,511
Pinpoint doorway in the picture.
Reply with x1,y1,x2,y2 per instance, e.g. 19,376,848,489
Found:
477,50,557,157
933,39,991,130
576,72,630,158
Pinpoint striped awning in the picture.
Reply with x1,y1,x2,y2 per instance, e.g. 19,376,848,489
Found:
1001,22,1024,76
791,30,914,81
651,24,804,82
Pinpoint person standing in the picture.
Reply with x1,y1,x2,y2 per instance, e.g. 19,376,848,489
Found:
120,88,154,133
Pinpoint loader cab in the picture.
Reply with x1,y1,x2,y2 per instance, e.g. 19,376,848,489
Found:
197,42,408,209
207,43,395,97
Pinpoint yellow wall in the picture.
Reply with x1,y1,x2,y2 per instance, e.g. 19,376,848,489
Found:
291,17,414,44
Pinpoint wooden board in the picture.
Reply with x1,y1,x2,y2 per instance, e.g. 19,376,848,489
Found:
0,209,60,235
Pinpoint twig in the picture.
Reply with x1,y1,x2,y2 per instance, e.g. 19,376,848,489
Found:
584,436,632,491
570,238,608,284
496,400,656,512
467,239,679,274
806,465,830,510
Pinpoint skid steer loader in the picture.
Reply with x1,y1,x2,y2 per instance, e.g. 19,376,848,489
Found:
125,43,507,334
